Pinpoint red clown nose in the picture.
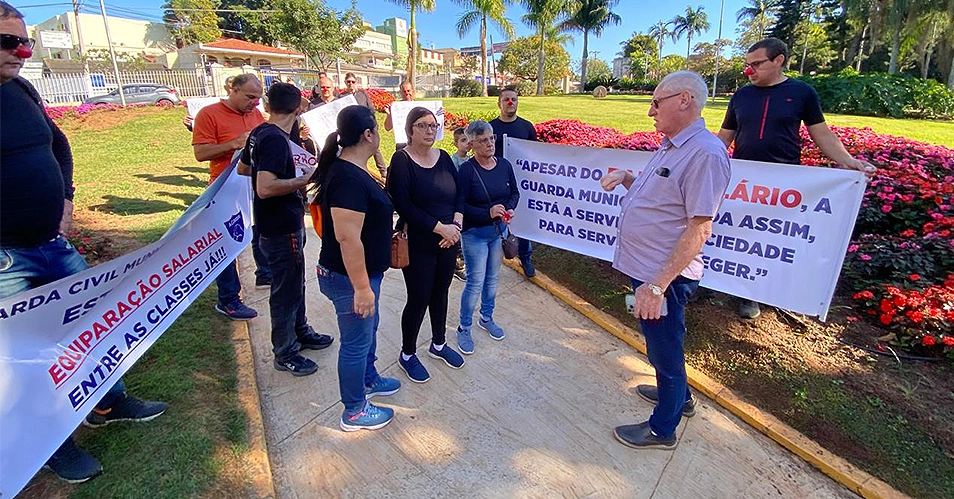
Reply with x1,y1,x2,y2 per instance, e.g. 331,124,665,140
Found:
13,45,33,59
743,66,755,76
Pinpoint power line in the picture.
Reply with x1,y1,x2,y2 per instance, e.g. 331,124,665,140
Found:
17,3,74,8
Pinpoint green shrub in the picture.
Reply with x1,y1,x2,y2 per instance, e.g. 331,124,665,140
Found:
584,75,619,91
801,69,954,119
452,77,482,97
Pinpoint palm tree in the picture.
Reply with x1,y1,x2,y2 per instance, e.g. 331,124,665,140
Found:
671,5,710,64
735,0,777,41
387,0,437,92
455,0,515,96
521,0,573,95
561,0,621,93
647,20,674,78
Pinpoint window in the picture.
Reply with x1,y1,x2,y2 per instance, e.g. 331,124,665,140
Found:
206,56,218,64
226,57,244,67
257,59,271,69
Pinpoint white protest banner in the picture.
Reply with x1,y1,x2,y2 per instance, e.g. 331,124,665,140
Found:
300,95,357,147
289,140,317,177
186,97,265,118
0,167,253,498
505,137,866,320
390,100,444,144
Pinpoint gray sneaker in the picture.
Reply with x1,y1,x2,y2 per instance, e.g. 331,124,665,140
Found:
738,299,761,319
635,384,696,418
457,327,474,355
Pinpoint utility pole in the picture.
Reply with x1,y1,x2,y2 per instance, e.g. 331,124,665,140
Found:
489,33,497,87
72,0,86,57
711,0,725,103
98,0,125,106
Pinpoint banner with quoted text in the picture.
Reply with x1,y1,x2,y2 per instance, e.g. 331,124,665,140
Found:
504,137,866,320
0,167,253,498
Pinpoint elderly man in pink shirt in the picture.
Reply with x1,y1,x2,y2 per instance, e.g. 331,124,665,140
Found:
601,70,731,450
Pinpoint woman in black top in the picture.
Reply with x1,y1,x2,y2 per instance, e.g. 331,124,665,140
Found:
310,105,401,432
387,107,466,384
455,120,520,355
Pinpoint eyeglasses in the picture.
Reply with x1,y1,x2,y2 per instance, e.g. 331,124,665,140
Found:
413,123,439,131
651,92,689,109
345,80,357,84
743,58,772,70
474,135,496,146
0,34,35,51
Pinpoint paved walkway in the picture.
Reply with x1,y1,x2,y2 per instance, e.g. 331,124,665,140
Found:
237,230,857,499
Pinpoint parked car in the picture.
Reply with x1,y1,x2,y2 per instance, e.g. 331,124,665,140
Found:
84,83,181,106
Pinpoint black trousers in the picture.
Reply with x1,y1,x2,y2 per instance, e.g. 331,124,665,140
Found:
400,231,458,355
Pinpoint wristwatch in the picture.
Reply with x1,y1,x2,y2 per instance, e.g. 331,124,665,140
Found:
647,283,665,297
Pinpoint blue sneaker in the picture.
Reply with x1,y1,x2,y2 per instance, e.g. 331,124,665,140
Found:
399,353,430,383
428,343,465,369
215,300,258,320
340,402,394,432
365,376,401,399
44,438,102,483
478,316,506,340
457,327,474,355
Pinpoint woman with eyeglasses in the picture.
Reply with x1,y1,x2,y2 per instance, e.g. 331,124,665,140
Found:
386,107,466,383
311,105,401,432
454,120,519,355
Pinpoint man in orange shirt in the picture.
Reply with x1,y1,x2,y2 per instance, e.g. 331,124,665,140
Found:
192,73,264,320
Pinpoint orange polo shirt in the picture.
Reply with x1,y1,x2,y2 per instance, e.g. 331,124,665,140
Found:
192,101,265,183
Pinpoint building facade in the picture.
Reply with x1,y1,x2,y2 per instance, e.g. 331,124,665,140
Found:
28,12,174,62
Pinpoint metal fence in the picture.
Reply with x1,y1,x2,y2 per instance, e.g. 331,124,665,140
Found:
25,69,207,104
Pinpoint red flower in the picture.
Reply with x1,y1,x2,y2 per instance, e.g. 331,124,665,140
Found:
880,299,893,313
921,335,936,346
942,336,954,347
899,229,916,237
908,273,920,281
879,314,893,325
905,310,924,323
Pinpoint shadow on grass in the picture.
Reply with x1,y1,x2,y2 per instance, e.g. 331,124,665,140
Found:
134,173,206,189
89,196,184,216
176,166,207,174
156,191,199,206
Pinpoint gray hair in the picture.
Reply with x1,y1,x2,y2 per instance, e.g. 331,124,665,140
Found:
231,73,261,90
0,1,24,19
465,120,494,140
657,70,708,112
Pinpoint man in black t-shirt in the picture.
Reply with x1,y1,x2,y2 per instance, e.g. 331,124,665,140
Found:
490,87,538,277
717,38,876,319
243,82,333,377
0,1,167,484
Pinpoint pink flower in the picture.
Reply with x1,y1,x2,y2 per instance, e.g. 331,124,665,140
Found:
860,254,872,261
881,204,893,213
847,244,859,253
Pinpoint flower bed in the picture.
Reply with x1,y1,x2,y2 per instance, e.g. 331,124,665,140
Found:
532,119,954,358
46,101,174,122
365,88,395,113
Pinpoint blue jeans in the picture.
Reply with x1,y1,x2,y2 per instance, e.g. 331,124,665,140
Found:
259,229,308,360
317,266,383,413
0,237,126,457
459,224,504,330
518,237,532,261
631,276,699,439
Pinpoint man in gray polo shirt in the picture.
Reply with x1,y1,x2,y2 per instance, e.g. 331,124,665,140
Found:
601,71,731,450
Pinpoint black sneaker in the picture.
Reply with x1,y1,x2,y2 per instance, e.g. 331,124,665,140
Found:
635,384,696,418
45,438,102,483
274,355,318,376
299,328,334,350
614,421,678,450
255,276,272,289
84,395,168,428
453,268,466,281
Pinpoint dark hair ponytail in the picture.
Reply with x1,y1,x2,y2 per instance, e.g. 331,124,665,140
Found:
309,106,377,203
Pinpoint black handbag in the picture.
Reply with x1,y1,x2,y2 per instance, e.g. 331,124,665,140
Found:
473,161,518,260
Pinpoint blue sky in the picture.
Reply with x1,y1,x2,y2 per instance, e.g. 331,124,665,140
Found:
21,0,752,64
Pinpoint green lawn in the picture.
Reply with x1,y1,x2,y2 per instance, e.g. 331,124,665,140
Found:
434,94,953,147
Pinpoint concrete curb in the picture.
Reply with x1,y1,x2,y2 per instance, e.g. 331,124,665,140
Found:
503,259,910,499
230,318,278,499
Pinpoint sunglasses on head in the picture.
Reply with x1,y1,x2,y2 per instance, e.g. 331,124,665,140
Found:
1,34,35,51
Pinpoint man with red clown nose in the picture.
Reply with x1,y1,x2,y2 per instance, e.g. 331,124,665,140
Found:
1,0,167,485
717,37,876,320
